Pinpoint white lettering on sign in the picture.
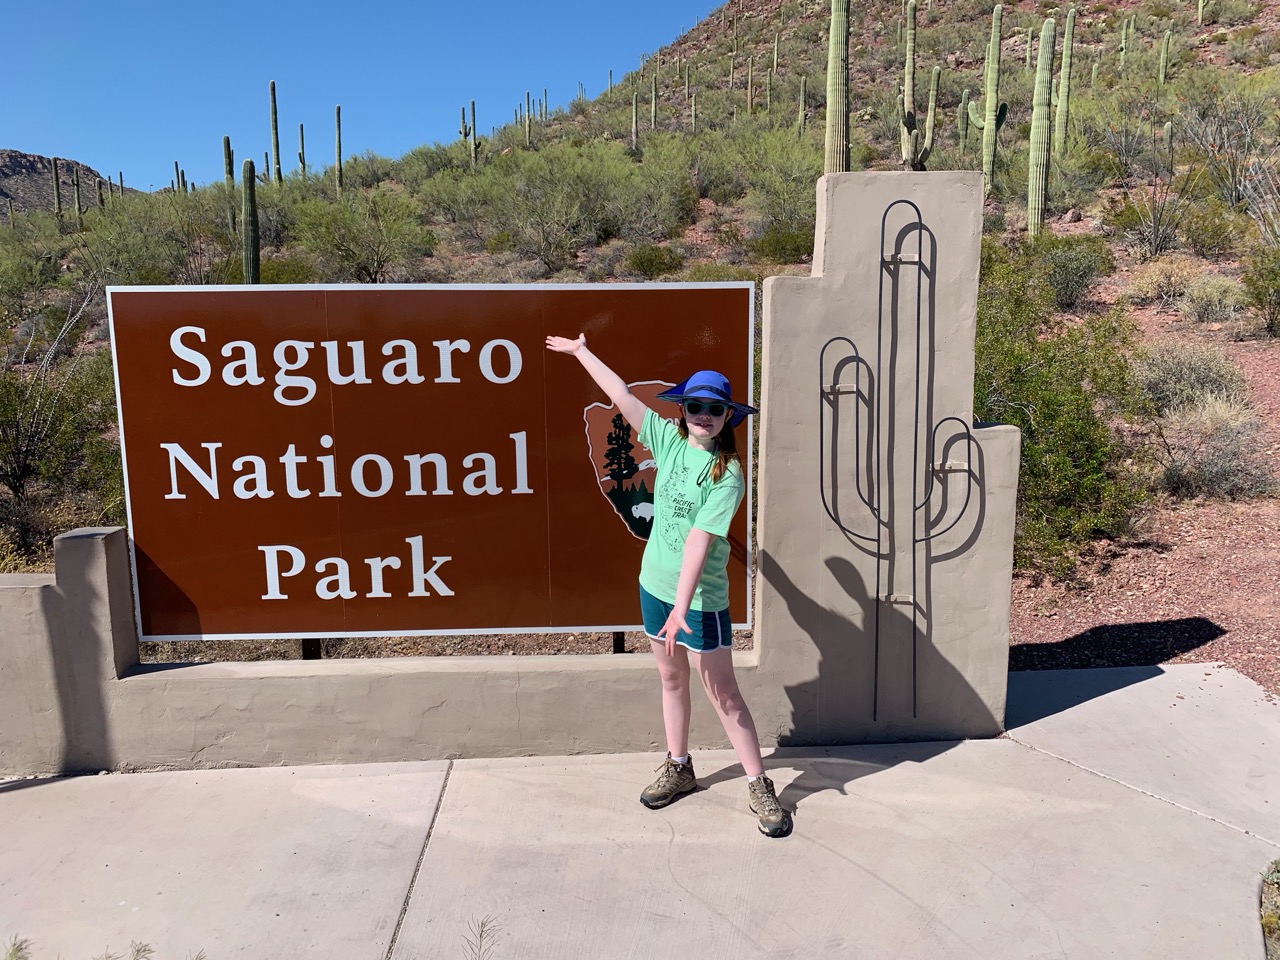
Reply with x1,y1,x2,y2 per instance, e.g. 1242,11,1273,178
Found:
259,538,453,600
162,432,533,501
167,328,524,405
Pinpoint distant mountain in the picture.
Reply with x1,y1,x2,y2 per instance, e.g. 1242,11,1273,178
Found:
0,150,121,221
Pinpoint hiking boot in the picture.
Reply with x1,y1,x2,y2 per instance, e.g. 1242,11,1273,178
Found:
748,775,792,838
639,754,697,808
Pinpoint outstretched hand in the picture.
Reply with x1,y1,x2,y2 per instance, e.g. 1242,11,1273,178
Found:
545,333,586,355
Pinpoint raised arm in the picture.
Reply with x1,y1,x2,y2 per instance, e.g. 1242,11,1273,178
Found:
545,333,650,430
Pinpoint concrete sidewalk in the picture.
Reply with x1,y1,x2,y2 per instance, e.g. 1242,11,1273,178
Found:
1,662,1277,960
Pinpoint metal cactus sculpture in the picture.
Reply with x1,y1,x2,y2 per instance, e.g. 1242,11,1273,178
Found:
1028,18,1056,240
824,0,850,173
270,81,282,184
241,158,260,284
968,4,1008,195
1053,7,1076,156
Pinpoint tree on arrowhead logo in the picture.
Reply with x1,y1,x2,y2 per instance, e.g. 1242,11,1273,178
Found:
584,381,673,540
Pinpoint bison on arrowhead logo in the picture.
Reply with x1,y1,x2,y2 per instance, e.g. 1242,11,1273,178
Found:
584,381,674,540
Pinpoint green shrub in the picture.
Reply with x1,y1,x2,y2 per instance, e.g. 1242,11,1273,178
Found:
748,224,813,263
1127,255,1200,307
623,243,683,278
681,263,758,283
1157,395,1275,498
294,185,434,283
1178,198,1247,259
975,238,1145,577
1039,234,1115,309
1242,246,1280,336
1177,274,1247,324
1133,341,1247,415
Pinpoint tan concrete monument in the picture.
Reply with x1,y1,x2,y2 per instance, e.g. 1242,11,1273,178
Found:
0,172,1018,774
757,171,1021,741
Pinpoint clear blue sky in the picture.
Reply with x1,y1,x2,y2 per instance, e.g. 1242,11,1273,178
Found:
6,0,721,191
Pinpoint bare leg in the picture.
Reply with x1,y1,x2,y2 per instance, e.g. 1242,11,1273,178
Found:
691,647,765,777
650,639,691,758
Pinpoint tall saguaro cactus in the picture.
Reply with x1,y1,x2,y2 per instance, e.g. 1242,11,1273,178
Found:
1053,7,1076,156
335,105,343,196
1028,18,1057,240
1159,29,1172,89
72,167,83,230
799,75,808,135
958,89,970,156
631,92,639,150
824,0,850,174
241,159,260,284
968,4,1008,196
298,123,306,175
51,158,61,218
270,81,283,184
223,136,236,233
899,2,938,170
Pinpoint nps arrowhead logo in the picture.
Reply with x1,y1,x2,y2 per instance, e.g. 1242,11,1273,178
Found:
583,381,673,541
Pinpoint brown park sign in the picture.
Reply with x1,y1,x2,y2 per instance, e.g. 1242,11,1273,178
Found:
107,284,754,641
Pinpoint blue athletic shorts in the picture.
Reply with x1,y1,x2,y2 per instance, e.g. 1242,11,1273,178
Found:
639,585,733,652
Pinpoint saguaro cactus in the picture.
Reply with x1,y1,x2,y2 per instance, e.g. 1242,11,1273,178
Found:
1025,27,1034,71
958,88,970,156
632,92,639,150
335,105,343,196
691,91,697,134
241,158,259,284
968,5,1008,195
298,123,306,175
51,158,61,218
824,0,850,174
72,167,83,230
901,67,940,170
1028,18,1056,240
270,81,282,184
469,100,478,171
1053,7,1076,156
651,75,657,129
799,75,808,135
223,135,236,233
1159,29,1172,89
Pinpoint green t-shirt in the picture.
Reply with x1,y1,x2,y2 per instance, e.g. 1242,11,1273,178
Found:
637,408,745,613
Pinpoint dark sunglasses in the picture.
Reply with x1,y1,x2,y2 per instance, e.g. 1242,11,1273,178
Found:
684,400,727,417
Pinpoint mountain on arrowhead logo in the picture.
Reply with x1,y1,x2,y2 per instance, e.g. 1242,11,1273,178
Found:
584,381,673,540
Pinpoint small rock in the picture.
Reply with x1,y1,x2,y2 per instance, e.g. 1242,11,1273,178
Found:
1208,323,1223,331
1061,208,1082,223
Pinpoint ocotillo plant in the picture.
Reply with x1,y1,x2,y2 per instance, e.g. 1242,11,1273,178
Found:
241,158,259,284
270,81,282,184
958,89,970,156
901,67,940,170
335,105,343,196
1159,30,1172,89
824,0,850,174
1028,17,1056,240
223,136,236,233
1053,7,1076,156
968,4,1008,195
51,158,61,218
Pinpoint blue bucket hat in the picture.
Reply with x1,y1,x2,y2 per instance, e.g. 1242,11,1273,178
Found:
656,370,759,428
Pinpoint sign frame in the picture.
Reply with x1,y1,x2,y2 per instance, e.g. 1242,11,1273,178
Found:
107,282,756,643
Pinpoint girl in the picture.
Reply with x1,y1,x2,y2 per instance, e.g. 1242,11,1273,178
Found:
545,332,791,839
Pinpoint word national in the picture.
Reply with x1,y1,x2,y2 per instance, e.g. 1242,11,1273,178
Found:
169,326,524,406
161,432,534,500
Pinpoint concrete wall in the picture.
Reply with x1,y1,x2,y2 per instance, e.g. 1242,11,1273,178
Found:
0,172,1019,775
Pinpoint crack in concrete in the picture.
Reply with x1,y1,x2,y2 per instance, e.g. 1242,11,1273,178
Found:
384,759,453,960
1005,734,1280,850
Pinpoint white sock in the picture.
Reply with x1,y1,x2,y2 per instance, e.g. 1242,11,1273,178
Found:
670,754,689,765
747,774,762,783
